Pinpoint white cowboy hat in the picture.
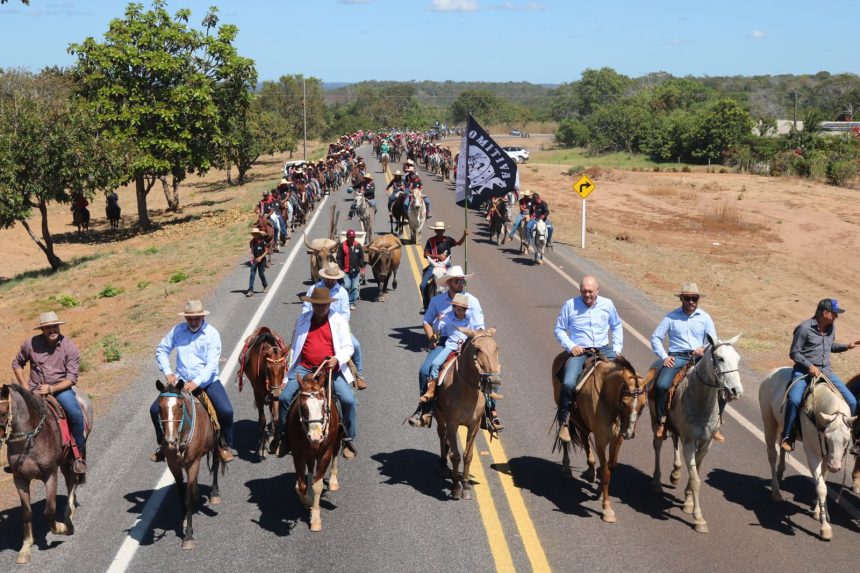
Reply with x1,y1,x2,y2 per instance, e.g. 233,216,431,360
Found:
438,265,474,285
34,311,65,329
522,189,533,197
178,300,210,317
319,262,345,280
676,283,703,297
250,227,266,236
450,293,470,308
427,221,450,231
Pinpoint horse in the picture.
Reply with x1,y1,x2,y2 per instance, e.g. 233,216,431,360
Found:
1,384,92,564
288,369,342,532
105,194,121,230
390,193,408,236
487,198,509,246
407,188,427,245
237,327,289,459
760,368,856,540
71,204,89,235
434,328,501,500
154,380,223,550
551,355,646,523
531,219,548,265
380,152,390,174
255,211,276,263
353,192,375,244
648,334,743,533
440,155,453,182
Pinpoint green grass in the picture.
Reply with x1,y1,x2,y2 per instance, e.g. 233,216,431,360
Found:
56,294,81,308
531,147,699,171
101,334,122,363
98,284,125,298
169,271,189,283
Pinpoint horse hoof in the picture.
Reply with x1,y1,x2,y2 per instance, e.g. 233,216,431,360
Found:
181,539,196,550
669,472,682,485
16,552,31,564
310,520,322,532
694,522,709,534
462,489,471,501
602,509,617,523
210,496,222,506
52,522,68,535
329,478,340,492
820,527,832,541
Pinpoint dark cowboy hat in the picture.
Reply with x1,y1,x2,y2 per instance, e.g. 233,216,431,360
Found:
301,287,335,305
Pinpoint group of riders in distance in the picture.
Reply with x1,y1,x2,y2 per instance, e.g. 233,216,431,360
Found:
5,128,860,563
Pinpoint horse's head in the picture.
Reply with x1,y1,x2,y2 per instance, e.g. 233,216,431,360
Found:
0,385,12,446
700,333,744,401
155,379,188,450
817,410,856,473
611,356,647,440
460,328,501,394
264,346,288,398
298,372,330,445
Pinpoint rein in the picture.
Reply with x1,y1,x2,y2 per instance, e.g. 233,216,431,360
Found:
455,334,501,391
158,391,196,455
3,392,47,448
690,346,739,389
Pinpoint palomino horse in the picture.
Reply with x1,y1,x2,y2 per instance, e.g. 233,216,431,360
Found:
407,188,427,245
0,384,92,564
434,328,501,500
154,380,223,550
760,369,855,540
380,152,390,174
288,369,342,532
238,327,288,459
487,198,509,246
649,334,743,533
551,354,646,522
353,192,374,244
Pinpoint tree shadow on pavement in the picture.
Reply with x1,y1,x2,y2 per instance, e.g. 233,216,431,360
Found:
707,468,860,538
0,499,65,557
388,326,427,353
371,449,450,501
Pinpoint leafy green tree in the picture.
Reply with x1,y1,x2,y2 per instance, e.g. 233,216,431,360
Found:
554,118,590,147
551,67,632,120
257,75,328,141
688,99,754,162
642,109,697,161
449,89,504,123
585,100,650,154
69,1,254,225
224,105,295,185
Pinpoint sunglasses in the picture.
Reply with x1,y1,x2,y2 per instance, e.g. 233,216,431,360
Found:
450,278,466,285
681,296,700,303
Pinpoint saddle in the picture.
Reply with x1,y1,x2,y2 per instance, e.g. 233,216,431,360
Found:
196,391,221,432
644,361,694,413
436,349,462,392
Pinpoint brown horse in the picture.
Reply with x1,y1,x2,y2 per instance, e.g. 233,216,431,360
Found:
237,327,288,459
848,373,860,494
287,369,342,532
0,384,92,564
434,328,501,500
255,211,276,262
154,380,223,550
551,354,646,522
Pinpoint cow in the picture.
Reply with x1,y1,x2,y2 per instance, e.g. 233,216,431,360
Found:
365,234,402,302
304,235,337,283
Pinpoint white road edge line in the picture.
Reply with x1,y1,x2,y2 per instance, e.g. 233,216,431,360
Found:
106,194,331,573
541,244,860,521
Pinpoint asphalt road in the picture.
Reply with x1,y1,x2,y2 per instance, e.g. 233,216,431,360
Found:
3,146,859,572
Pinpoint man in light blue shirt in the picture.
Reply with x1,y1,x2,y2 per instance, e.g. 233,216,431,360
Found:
650,283,717,440
553,276,623,442
152,300,234,462
302,262,366,389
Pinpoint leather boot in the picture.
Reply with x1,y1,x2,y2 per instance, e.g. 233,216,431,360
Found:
419,378,438,403
655,424,667,440
150,447,165,463
276,432,291,458
218,447,234,463
557,412,571,443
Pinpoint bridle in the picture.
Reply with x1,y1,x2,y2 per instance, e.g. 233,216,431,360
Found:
691,345,739,390
0,391,46,449
157,390,196,454
299,365,333,442
456,334,501,393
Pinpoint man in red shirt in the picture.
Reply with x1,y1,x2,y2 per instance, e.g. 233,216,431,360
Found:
273,287,358,459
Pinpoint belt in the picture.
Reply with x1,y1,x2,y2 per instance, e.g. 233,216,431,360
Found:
669,351,694,357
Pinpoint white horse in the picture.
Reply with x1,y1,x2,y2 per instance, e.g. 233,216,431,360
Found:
649,334,743,533
407,188,427,245
353,193,374,245
759,368,855,540
380,152,390,174
532,219,547,265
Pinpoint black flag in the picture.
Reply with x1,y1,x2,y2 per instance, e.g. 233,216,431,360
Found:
455,115,518,207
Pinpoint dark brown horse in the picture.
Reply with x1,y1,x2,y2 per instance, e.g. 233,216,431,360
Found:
434,329,501,500
487,197,509,246
287,369,342,531
254,211,276,263
551,354,646,523
154,380,223,550
237,327,288,459
0,384,92,564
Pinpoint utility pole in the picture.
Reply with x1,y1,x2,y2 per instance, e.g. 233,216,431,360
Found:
793,91,798,129
302,75,307,160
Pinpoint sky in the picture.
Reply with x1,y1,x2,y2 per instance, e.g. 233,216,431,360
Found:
0,0,857,84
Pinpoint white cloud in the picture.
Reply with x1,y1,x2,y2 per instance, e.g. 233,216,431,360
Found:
747,30,767,39
431,0,479,12
489,2,545,10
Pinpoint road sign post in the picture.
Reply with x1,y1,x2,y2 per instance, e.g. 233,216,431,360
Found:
573,174,597,249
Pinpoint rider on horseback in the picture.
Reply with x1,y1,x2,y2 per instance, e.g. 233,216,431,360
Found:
404,166,431,217
153,300,235,463
349,173,376,219
780,298,860,453
274,287,359,460
649,283,720,441
554,276,623,443
524,192,554,247
506,189,533,242
420,222,469,311
12,311,87,474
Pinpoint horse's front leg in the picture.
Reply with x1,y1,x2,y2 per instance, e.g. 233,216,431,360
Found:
257,399,268,459
651,421,664,492
681,441,708,533
309,454,329,532
328,452,340,492
852,455,860,495
596,439,616,523
209,452,222,506
582,433,596,483
447,425,463,500
811,462,832,540
14,475,34,564
294,456,311,508
45,469,68,535
460,421,481,501
181,458,202,550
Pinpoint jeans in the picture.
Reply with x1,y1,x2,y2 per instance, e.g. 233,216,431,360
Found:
654,356,690,424
781,367,857,441
342,271,361,305
351,334,363,375
419,344,448,395
248,261,267,292
278,364,357,440
429,347,454,380
54,388,86,457
150,380,234,447
275,212,288,239
508,212,527,240
526,219,554,245
420,265,435,297
558,345,616,419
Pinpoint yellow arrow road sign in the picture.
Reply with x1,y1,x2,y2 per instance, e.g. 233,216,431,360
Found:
573,174,596,199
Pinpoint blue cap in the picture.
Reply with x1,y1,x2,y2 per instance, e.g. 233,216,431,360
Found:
817,298,845,314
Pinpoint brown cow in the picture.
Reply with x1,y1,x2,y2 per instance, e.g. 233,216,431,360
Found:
304,235,337,283
365,234,402,301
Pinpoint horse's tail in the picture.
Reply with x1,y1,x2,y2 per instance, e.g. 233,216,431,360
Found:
568,415,589,452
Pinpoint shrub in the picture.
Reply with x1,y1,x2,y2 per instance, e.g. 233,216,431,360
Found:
827,160,858,187
57,294,80,308
98,285,125,298
681,166,691,172
169,271,189,283
555,118,591,147
144,245,159,254
101,335,121,363
137,280,151,290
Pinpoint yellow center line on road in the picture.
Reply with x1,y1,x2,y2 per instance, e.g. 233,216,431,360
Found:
401,238,550,573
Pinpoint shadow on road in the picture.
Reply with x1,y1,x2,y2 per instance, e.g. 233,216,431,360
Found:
387,326,427,353
245,472,326,537
501,455,595,518
0,498,66,558
371,449,450,501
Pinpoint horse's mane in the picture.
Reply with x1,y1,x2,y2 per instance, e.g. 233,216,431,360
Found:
6,383,45,417
611,354,636,375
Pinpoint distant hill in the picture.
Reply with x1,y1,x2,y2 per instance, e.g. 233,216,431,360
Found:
323,80,558,108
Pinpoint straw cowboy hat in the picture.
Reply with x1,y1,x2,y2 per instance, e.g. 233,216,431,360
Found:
427,221,450,231
393,170,403,176
178,300,210,317
250,227,266,237
450,293,470,308
301,287,335,305
438,265,474,285
319,261,345,280
522,189,533,197
676,283,703,298
34,311,65,329
363,173,373,180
